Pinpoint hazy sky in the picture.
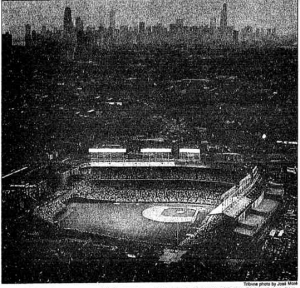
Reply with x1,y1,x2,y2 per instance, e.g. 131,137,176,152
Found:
2,0,297,39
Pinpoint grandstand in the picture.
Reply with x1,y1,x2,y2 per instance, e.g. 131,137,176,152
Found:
86,166,240,184
141,148,172,161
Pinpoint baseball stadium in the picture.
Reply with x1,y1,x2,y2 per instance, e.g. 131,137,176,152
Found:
34,145,280,262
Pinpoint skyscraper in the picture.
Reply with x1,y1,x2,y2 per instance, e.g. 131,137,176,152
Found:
25,24,32,47
233,30,239,43
255,28,260,39
146,26,152,35
41,25,46,37
139,22,145,34
75,17,84,32
176,19,184,28
32,30,37,45
98,24,105,33
25,24,31,36
3,32,12,50
120,25,128,35
64,7,73,33
170,23,177,33
109,9,116,30
210,17,217,30
220,3,227,29
76,17,84,49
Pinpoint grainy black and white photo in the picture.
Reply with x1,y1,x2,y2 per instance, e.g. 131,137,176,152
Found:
1,0,297,285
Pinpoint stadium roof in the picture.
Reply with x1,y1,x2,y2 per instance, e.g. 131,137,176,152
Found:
141,148,171,153
89,148,126,153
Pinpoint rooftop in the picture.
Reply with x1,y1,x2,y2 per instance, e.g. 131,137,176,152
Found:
252,198,279,214
267,187,284,197
239,214,265,228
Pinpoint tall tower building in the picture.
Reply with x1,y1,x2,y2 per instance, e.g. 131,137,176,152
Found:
25,24,32,47
41,25,46,37
139,21,145,34
233,30,239,43
255,28,260,39
75,17,84,49
64,6,73,33
25,24,31,36
3,32,12,50
176,19,184,28
210,17,217,30
109,9,116,30
32,30,37,45
220,3,227,29
75,17,84,32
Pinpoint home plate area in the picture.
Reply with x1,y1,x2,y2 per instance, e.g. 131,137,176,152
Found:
142,205,204,223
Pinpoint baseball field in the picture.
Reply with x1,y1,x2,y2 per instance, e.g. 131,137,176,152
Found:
58,202,212,246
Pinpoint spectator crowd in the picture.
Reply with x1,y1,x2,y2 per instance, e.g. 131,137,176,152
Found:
88,167,238,183
84,184,225,205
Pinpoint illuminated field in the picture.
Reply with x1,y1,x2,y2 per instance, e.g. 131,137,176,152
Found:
58,202,212,246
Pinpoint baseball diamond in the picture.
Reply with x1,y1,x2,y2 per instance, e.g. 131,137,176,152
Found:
142,206,203,222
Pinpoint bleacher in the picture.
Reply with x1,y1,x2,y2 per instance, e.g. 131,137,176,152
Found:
89,148,126,162
179,148,201,161
140,148,172,161
180,214,224,246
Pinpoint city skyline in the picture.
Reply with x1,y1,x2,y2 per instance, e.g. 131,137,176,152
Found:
2,0,297,40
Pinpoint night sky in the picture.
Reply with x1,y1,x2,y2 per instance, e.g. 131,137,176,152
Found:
2,0,297,39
